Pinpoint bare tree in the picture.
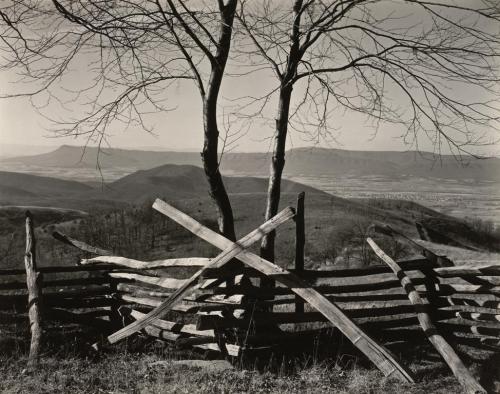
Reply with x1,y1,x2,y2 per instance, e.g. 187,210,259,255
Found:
0,0,238,240
236,0,500,261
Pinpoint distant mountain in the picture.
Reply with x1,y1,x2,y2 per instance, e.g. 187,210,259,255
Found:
1,145,202,169
281,147,500,181
0,165,320,208
0,144,58,159
2,145,499,181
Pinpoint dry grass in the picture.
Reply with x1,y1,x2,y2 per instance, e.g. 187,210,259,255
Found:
0,350,462,394
0,318,469,394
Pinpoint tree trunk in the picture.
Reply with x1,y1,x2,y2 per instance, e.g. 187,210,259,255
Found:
24,211,42,370
260,86,293,261
260,0,303,261
200,0,237,241
202,98,235,241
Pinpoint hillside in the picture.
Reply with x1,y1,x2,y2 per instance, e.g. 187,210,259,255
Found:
104,164,320,203
2,145,499,181
0,165,322,208
1,165,499,274
0,171,93,207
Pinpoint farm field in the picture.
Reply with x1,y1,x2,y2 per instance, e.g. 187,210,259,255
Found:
287,174,500,226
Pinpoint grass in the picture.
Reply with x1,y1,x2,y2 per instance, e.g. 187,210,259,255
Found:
0,336,462,394
2,317,490,393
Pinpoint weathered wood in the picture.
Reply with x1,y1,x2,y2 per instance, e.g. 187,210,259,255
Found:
441,305,500,315
143,324,180,341
52,231,113,256
112,287,500,318
0,288,110,303
439,322,500,338
295,192,305,314
436,283,500,295
445,296,500,309
0,265,118,276
122,309,237,355
448,316,500,329
2,260,496,280
81,256,211,269
455,311,500,323
0,277,113,290
106,206,296,345
152,199,414,382
175,336,217,348
109,272,188,290
46,308,112,330
370,223,453,267
110,272,244,293
115,283,245,305
116,293,230,314
196,312,426,331
367,237,485,394
24,211,42,370
198,267,500,287
142,325,240,356
116,282,173,298
127,309,214,337
433,264,500,278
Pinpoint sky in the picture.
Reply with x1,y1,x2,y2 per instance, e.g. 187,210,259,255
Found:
0,59,432,154
0,0,499,156
0,71,416,153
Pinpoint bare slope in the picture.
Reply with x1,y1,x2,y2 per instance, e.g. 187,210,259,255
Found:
104,164,321,202
0,171,92,204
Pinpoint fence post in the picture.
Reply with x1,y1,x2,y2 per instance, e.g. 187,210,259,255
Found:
24,211,42,370
109,278,122,330
295,192,305,314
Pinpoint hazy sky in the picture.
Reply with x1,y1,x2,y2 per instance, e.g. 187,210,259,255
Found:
3,68,497,155
0,63,433,153
1,1,499,156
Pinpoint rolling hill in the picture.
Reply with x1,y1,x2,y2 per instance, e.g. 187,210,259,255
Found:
0,171,92,200
103,164,320,202
1,164,498,255
0,164,322,208
2,145,499,181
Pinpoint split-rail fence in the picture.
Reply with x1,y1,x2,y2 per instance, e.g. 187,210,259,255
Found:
1,194,499,393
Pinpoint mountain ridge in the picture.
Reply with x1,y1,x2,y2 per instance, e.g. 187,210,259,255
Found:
2,144,499,181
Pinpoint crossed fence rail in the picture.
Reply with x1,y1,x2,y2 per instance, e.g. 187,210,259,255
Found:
1,194,499,393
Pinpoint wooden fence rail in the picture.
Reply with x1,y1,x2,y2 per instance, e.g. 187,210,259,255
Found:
1,195,499,390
